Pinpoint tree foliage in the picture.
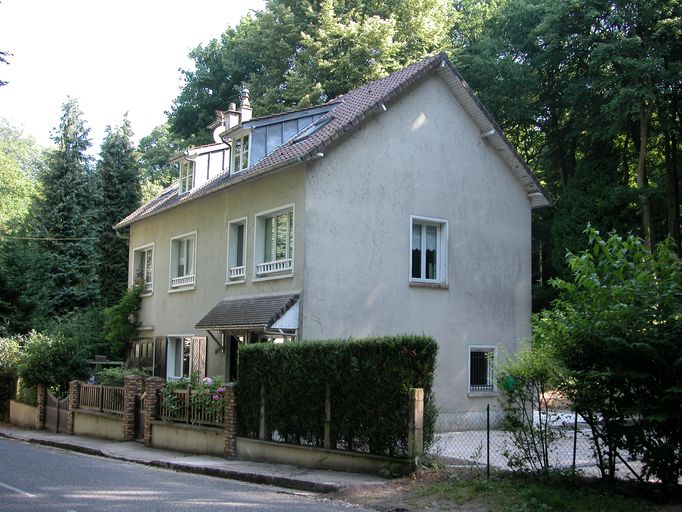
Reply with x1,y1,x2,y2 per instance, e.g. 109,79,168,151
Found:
102,284,142,360
537,227,682,485
96,115,141,307
29,97,100,326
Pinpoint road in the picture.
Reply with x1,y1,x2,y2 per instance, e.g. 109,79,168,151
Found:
0,438,365,511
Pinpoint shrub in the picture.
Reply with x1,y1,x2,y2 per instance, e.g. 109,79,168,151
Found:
18,331,92,397
498,340,566,474
237,335,438,458
95,366,150,387
0,337,20,416
160,372,227,422
539,227,682,485
103,284,142,360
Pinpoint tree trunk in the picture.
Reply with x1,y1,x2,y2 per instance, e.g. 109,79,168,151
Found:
665,132,681,250
636,104,655,250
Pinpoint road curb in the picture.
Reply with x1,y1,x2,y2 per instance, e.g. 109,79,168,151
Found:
0,431,339,493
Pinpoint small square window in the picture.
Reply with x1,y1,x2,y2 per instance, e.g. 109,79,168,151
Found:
410,216,447,284
169,232,196,289
132,244,154,294
179,161,195,194
469,347,496,393
227,218,247,282
255,206,294,278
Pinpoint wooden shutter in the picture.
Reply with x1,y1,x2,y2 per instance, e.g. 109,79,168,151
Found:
154,336,167,378
191,337,207,379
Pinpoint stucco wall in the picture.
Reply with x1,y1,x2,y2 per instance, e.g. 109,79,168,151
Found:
73,411,124,441
150,421,224,456
9,400,36,429
302,74,532,414
129,167,306,378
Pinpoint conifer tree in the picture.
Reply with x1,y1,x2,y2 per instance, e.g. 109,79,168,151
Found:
96,115,141,307
30,97,100,326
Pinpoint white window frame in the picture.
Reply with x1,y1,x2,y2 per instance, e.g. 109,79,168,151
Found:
132,243,154,295
231,132,251,174
166,335,193,381
253,203,294,281
179,160,195,194
468,346,497,395
409,215,448,285
226,217,247,284
169,231,197,291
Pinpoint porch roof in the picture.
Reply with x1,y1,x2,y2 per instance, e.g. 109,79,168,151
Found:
195,293,299,330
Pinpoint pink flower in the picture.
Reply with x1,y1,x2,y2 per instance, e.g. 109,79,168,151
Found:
217,387,225,393
212,394,220,401
203,377,213,385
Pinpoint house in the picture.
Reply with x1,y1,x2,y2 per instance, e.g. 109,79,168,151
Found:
115,53,550,424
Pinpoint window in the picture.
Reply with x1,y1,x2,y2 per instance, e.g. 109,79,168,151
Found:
232,134,250,173
166,336,206,381
469,347,496,393
169,232,196,289
132,244,154,294
255,206,294,277
227,218,247,282
179,160,195,194
410,216,447,284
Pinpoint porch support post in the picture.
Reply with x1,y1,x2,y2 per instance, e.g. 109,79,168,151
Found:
223,382,237,458
67,380,81,434
144,377,165,447
122,375,143,441
407,388,424,464
35,384,46,430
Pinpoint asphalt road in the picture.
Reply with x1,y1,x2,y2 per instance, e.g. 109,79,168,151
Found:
0,438,365,511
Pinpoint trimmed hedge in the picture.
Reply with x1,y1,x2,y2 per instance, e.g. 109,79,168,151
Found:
237,335,437,457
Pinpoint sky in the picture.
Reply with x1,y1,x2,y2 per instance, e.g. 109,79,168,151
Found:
0,0,265,152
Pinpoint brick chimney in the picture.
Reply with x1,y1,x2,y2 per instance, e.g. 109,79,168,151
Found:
239,87,252,122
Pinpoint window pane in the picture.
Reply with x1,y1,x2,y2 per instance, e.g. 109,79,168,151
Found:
182,338,191,377
186,239,194,275
264,217,274,262
235,224,244,267
177,240,186,276
411,223,422,279
425,225,437,280
288,211,294,259
145,250,153,283
470,351,494,391
275,213,288,260
242,135,249,167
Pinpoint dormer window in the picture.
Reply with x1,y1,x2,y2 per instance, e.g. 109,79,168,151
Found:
232,134,250,173
179,160,194,194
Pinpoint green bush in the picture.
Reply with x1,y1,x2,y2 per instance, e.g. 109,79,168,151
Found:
237,335,438,458
103,284,142,360
539,227,682,486
0,337,20,417
18,331,92,397
96,366,150,387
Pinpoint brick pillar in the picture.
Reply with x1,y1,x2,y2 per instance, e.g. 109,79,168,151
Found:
407,388,424,463
35,384,46,430
223,382,237,458
67,380,81,434
122,375,143,441
144,377,165,447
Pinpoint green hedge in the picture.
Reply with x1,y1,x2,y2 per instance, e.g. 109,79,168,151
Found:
237,335,437,457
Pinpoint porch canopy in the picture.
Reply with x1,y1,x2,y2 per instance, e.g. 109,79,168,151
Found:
195,293,300,331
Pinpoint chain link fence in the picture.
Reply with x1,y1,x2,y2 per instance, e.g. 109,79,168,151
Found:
427,406,644,481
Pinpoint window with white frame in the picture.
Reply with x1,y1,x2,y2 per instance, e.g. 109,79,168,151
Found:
410,216,447,284
232,134,250,173
227,218,246,282
469,347,496,393
166,336,191,380
255,206,294,277
132,244,154,294
179,160,195,194
170,232,196,289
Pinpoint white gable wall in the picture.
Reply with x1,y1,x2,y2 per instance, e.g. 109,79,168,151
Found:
302,74,532,416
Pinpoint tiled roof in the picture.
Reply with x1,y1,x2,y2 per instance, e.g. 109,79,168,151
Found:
115,53,548,229
195,293,299,330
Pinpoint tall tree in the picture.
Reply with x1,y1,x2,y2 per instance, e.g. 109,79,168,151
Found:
0,119,43,334
96,115,141,307
29,97,100,326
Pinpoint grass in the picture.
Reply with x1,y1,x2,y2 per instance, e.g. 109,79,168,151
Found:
411,472,671,512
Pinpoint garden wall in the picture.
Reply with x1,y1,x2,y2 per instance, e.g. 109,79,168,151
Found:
9,400,36,429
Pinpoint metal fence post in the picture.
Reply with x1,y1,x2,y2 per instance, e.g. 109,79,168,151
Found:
486,403,490,481
572,410,578,483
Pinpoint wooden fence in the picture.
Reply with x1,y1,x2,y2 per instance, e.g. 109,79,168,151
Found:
79,384,125,414
158,388,224,427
